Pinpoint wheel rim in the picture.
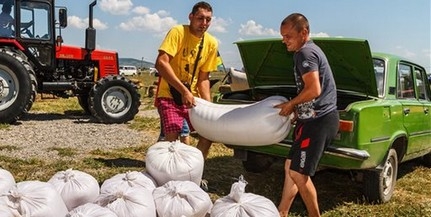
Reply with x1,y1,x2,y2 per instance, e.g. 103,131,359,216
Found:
0,67,19,110
101,85,132,117
382,158,394,195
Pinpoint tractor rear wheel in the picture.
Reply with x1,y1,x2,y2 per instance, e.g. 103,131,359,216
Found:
89,75,141,123
0,51,36,124
77,94,91,114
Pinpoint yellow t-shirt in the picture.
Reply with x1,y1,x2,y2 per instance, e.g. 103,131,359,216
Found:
156,25,219,98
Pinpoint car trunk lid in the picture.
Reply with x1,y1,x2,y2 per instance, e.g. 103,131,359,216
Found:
235,37,378,97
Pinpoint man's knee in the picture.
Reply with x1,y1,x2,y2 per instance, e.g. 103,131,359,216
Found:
284,159,292,172
165,133,180,141
289,169,309,185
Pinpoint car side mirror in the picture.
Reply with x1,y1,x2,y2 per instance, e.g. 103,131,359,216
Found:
59,8,67,28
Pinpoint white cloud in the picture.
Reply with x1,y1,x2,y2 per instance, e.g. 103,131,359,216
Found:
99,0,133,15
118,12,177,33
238,20,278,36
396,46,416,58
68,16,108,30
423,49,431,59
156,10,170,17
209,16,230,33
310,32,330,37
132,6,150,15
68,16,87,29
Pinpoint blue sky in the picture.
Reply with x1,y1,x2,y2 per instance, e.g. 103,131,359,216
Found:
56,0,430,72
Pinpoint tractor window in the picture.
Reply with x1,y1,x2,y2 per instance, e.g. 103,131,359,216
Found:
20,2,50,40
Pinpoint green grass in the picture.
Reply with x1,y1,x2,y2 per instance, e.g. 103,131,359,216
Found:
1,72,431,216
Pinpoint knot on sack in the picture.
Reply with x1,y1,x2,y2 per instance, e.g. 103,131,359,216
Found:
115,191,125,199
168,142,178,153
229,175,248,202
124,171,137,181
62,169,76,182
6,190,23,208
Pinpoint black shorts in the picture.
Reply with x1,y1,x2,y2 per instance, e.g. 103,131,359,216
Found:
288,110,339,176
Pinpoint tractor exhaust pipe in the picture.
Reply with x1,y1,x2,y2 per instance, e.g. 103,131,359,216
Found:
85,0,97,52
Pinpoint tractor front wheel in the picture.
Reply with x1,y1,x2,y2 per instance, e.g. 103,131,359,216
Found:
89,75,141,124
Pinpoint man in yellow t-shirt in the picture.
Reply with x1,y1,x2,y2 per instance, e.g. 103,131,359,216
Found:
155,1,218,159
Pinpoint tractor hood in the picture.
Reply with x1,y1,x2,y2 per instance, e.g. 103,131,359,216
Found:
235,37,378,97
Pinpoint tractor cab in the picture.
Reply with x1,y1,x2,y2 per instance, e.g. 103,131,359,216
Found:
0,0,62,69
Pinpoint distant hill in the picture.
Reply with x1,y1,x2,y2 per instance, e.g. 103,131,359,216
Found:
119,58,155,69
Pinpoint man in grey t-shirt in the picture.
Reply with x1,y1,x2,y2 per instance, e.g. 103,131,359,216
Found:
275,13,339,217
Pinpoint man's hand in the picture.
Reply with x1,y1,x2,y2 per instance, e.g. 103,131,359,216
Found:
274,101,295,117
182,90,196,108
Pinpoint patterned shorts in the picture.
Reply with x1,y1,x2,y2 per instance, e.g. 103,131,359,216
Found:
156,98,194,135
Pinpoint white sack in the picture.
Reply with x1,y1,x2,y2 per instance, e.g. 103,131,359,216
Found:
95,185,156,217
229,67,249,91
67,203,118,217
211,175,279,217
146,141,204,186
48,168,100,211
189,95,292,146
153,180,212,217
2,180,69,217
0,199,18,217
101,171,157,192
0,168,15,194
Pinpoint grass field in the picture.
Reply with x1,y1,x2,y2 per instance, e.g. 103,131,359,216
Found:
1,72,431,216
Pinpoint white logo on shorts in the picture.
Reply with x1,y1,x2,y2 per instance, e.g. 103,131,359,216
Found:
300,151,306,169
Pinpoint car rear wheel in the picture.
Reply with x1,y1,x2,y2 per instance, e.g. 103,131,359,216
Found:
422,152,431,167
242,151,275,173
363,148,398,203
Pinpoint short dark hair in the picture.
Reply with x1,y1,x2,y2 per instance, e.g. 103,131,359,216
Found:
191,1,212,14
281,13,310,33
2,3,12,13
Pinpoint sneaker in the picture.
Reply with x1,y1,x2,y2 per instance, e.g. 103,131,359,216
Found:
200,179,209,192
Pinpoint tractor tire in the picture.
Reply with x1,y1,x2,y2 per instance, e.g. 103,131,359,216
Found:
363,149,398,203
0,50,36,124
77,94,91,114
89,75,141,124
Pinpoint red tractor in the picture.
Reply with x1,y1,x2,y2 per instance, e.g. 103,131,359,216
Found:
0,0,141,124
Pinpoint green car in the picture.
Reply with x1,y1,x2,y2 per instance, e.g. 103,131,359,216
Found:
214,37,431,203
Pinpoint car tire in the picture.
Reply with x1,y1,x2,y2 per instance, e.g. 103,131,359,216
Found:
422,152,431,167
363,148,398,203
242,151,275,173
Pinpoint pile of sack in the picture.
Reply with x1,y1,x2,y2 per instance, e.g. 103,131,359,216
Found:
0,141,279,217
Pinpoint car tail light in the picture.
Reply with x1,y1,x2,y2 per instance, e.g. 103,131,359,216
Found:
339,120,354,132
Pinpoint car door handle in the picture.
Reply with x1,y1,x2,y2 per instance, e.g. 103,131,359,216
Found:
403,108,410,115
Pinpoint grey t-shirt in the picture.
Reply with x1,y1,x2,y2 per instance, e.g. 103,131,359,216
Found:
293,40,337,121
